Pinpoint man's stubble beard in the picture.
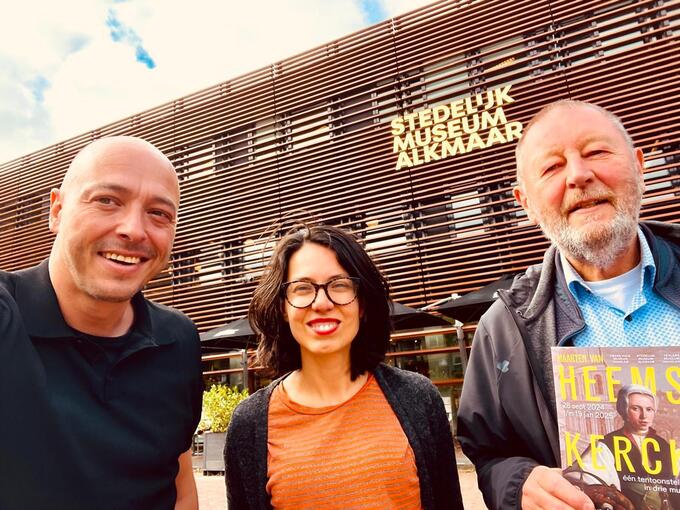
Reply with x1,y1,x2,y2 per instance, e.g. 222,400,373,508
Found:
61,241,162,303
535,173,644,269
66,255,141,303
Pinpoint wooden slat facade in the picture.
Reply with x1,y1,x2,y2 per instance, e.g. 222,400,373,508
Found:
1,0,678,334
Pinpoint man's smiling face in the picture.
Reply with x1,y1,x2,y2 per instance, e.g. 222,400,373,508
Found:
513,104,645,267
49,137,179,303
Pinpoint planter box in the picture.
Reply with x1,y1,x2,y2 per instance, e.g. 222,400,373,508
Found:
203,431,227,473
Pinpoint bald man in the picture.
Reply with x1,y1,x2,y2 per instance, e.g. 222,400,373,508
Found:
0,137,203,510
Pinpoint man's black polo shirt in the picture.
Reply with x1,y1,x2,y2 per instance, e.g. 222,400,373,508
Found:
0,260,203,510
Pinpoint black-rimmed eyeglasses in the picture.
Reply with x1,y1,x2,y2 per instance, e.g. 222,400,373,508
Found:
282,277,360,309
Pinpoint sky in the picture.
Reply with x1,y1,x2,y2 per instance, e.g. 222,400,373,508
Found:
0,0,436,164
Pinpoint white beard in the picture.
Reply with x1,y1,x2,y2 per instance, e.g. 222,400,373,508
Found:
534,174,644,269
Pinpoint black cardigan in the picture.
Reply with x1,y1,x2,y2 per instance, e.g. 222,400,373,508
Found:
224,363,464,509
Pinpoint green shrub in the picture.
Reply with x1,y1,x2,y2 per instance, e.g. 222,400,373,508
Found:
199,385,249,433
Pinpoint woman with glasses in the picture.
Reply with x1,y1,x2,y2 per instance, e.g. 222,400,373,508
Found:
224,224,463,510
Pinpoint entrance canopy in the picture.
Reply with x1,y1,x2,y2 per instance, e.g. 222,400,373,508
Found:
432,274,515,323
390,301,450,331
200,317,254,351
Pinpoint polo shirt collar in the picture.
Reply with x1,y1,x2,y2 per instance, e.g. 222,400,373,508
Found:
13,259,173,345
560,227,656,303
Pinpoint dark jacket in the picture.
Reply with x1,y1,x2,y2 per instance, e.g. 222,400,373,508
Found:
0,261,204,510
456,221,680,510
224,363,464,510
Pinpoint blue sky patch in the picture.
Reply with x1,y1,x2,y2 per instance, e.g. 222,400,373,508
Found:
106,8,156,69
28,76,50,103
106,10,125,42
135,47,156,69
66,35,89,54
361,0,388,24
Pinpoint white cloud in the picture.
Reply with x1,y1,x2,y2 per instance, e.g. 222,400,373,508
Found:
0,0,368,163
378,0,437,17
0,1,107,72
0,0,112,162
43,39,161,140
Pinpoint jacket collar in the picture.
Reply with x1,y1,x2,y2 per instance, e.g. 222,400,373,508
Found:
497,221,680,429
498,244,564,321
13,259,170,345
501,221,680,324
641,221,680,308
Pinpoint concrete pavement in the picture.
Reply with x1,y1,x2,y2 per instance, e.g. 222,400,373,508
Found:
195,468,487,509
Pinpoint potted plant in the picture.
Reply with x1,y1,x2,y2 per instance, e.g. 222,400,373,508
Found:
199,384,249,473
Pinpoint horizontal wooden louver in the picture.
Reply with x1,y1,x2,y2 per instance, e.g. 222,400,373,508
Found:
0,0,678,332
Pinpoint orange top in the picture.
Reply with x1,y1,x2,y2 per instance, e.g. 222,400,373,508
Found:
266,374,422,509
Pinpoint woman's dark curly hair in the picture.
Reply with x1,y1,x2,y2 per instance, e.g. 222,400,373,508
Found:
249,224,391,380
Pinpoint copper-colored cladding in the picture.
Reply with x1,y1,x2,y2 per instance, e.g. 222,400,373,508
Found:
0,0,678,334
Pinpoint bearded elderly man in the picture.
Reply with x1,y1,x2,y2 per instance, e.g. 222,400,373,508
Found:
0,137,203,510
457,100,680,510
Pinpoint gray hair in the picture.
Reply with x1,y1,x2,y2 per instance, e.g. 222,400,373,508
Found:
515,100,635,188
616,384,657,419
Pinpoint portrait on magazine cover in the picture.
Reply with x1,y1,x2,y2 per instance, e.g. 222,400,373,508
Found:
552,346,680,510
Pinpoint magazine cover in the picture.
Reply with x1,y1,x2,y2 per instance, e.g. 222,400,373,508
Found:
551,346,680,510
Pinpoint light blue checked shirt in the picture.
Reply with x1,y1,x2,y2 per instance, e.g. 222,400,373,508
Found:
559,229,680,347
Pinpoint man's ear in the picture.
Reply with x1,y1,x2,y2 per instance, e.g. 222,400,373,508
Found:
634,147,645,175
48,188,63,234
513,185,538,225
634,147,646,191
